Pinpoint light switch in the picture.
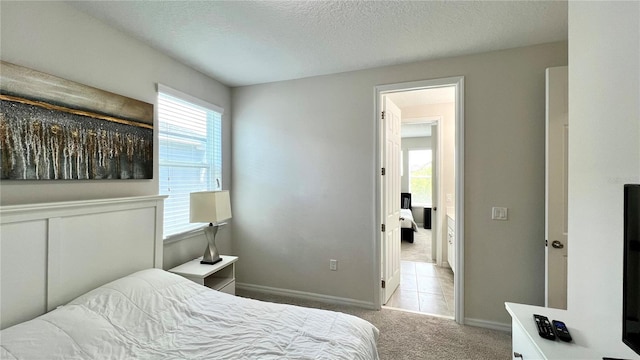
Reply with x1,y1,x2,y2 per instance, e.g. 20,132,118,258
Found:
492,207,508,220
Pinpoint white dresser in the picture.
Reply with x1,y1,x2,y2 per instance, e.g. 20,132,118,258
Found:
505,302,640,359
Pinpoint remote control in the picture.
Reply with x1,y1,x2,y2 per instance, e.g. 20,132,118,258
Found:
533,314,556,340
552,320,572,342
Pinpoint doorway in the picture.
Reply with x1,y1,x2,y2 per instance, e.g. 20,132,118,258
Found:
375,77,464,323
393,112,454,318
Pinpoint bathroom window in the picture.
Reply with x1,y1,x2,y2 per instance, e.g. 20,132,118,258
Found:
408,149,432,205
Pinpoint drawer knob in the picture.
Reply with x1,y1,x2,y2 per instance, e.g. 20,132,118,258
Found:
514,352,523,359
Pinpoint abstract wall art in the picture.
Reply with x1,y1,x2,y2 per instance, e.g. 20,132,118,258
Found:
0,61,153,180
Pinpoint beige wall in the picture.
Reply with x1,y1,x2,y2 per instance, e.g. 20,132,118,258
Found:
233,41,567,325
568,1,639,354
0,2,233,268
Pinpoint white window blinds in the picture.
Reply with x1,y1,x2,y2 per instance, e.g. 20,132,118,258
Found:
158,85,223,238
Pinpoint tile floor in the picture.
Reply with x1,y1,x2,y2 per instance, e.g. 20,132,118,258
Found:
385,260,455,317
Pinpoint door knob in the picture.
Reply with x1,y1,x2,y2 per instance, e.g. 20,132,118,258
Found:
551,240,564,249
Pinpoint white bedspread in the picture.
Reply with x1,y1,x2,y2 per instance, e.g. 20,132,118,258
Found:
0,269,379,360
400,208,418,231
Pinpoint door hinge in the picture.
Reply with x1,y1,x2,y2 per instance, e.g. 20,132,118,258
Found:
381,280,386,288
381,111,385,120
381,224,385,232
381,167,385,176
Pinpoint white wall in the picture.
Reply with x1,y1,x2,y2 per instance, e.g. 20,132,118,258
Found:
233,42,567,324
567,1,640,353
0,2,233,268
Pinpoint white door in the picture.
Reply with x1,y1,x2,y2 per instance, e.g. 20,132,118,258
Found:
382,96,402,304
545,66,568,309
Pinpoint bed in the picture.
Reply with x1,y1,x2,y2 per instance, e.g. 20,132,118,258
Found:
0,268,379,360
0,197,379,360
400,192,418,243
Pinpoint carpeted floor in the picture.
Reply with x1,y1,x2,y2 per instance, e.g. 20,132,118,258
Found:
237,289,512,360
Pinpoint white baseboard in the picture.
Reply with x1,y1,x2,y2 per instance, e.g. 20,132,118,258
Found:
236,282,376,310
464,317,512,332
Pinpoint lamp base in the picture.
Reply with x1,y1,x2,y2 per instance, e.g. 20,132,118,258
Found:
200,257,223,265
201,223,223,265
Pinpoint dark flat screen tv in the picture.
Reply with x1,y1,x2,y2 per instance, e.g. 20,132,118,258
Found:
624,184,640,355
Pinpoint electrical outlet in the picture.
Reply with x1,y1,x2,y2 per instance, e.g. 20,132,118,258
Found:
492,207,508,220
330,259,338,271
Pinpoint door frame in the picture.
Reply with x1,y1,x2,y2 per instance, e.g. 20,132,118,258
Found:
373,76,465,324
544,66,568,309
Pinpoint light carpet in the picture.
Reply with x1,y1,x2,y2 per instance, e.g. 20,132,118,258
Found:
237,289,512,360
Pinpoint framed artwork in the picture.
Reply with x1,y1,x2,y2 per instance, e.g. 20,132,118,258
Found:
0,61,153,180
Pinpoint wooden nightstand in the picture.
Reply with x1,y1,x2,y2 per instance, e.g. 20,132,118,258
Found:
169,255,238,295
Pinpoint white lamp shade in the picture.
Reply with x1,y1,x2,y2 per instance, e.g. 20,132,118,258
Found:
190,191,232,224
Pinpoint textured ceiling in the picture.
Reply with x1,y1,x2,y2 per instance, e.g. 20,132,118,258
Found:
67,1,567,87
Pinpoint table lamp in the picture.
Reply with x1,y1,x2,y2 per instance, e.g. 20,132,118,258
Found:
190,190,232,265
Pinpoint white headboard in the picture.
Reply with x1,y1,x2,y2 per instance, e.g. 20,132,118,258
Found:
0,195,166,329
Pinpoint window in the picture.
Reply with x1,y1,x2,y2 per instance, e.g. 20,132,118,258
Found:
158,85,223,238
408,149,432,205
